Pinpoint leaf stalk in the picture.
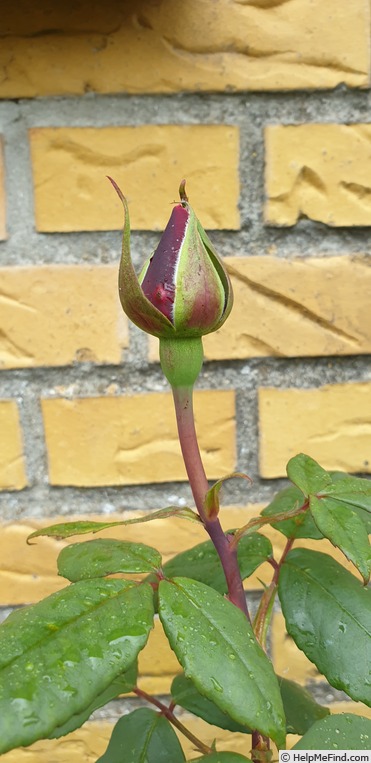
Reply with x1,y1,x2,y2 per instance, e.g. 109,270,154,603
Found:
133,686,212,755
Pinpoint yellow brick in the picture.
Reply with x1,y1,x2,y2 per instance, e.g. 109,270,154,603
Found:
1,507,363,607
41,390,236,487
137,616,182,695
0,401,27,490
0,521,70,604
0,265,127,369
149,255,371,361
0,717,253,762
0,507,258,605
29,126,239,232
0,137,6,240
266,124,371,226
5,707,370,762
330,702,371,720
0,722,112,763
259,383,371,478
2,707,370,762
0,0,369,98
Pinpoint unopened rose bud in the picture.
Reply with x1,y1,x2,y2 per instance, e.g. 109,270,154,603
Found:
139,181,232,340
110,179,233,387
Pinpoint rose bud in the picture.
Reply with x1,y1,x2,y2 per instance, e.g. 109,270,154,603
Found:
110,178,233,387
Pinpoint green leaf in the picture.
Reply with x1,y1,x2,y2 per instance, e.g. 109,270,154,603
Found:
293,713,371,750
323,476,371,512
287,454,332,496
278,677,329,735
171,674,251,733
159,577,286,747
261,486,322,540
172,673,329,737
0,579,154,754
204,473,252,519
190,754,252,762
49,661,138,738
96,707,186,763
351,505,371,533
57,538,162,581
279,549,371,705
309,496,371,583
324,474,371,532
233,508,310,544
27,506,200,542
163,532,272,594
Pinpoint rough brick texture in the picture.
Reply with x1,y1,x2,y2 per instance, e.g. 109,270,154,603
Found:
2,706,371,762
0,717,262,761
0,0,369,98
266,124,371,226
0,511,360,606
0,137,6,240
259,382,371,478
29,126,240,232
0,401,27,490
41,390,236,486
149,254,371,361
0,265,127,369
0,0,370,752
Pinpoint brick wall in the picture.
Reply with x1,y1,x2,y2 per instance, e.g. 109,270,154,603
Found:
0,1,371,758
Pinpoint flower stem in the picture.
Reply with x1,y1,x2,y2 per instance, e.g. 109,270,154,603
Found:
172,385,250,621
133,687,212,756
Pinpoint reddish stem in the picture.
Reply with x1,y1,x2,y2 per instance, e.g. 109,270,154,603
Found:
172,385,250,621
253,537,295,648
250,541,295,762
133,686,212,755
251,730,271,763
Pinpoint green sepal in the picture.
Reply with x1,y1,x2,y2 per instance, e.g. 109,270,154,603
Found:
110,177,175,339
197,220,233,331
174,204,226,335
